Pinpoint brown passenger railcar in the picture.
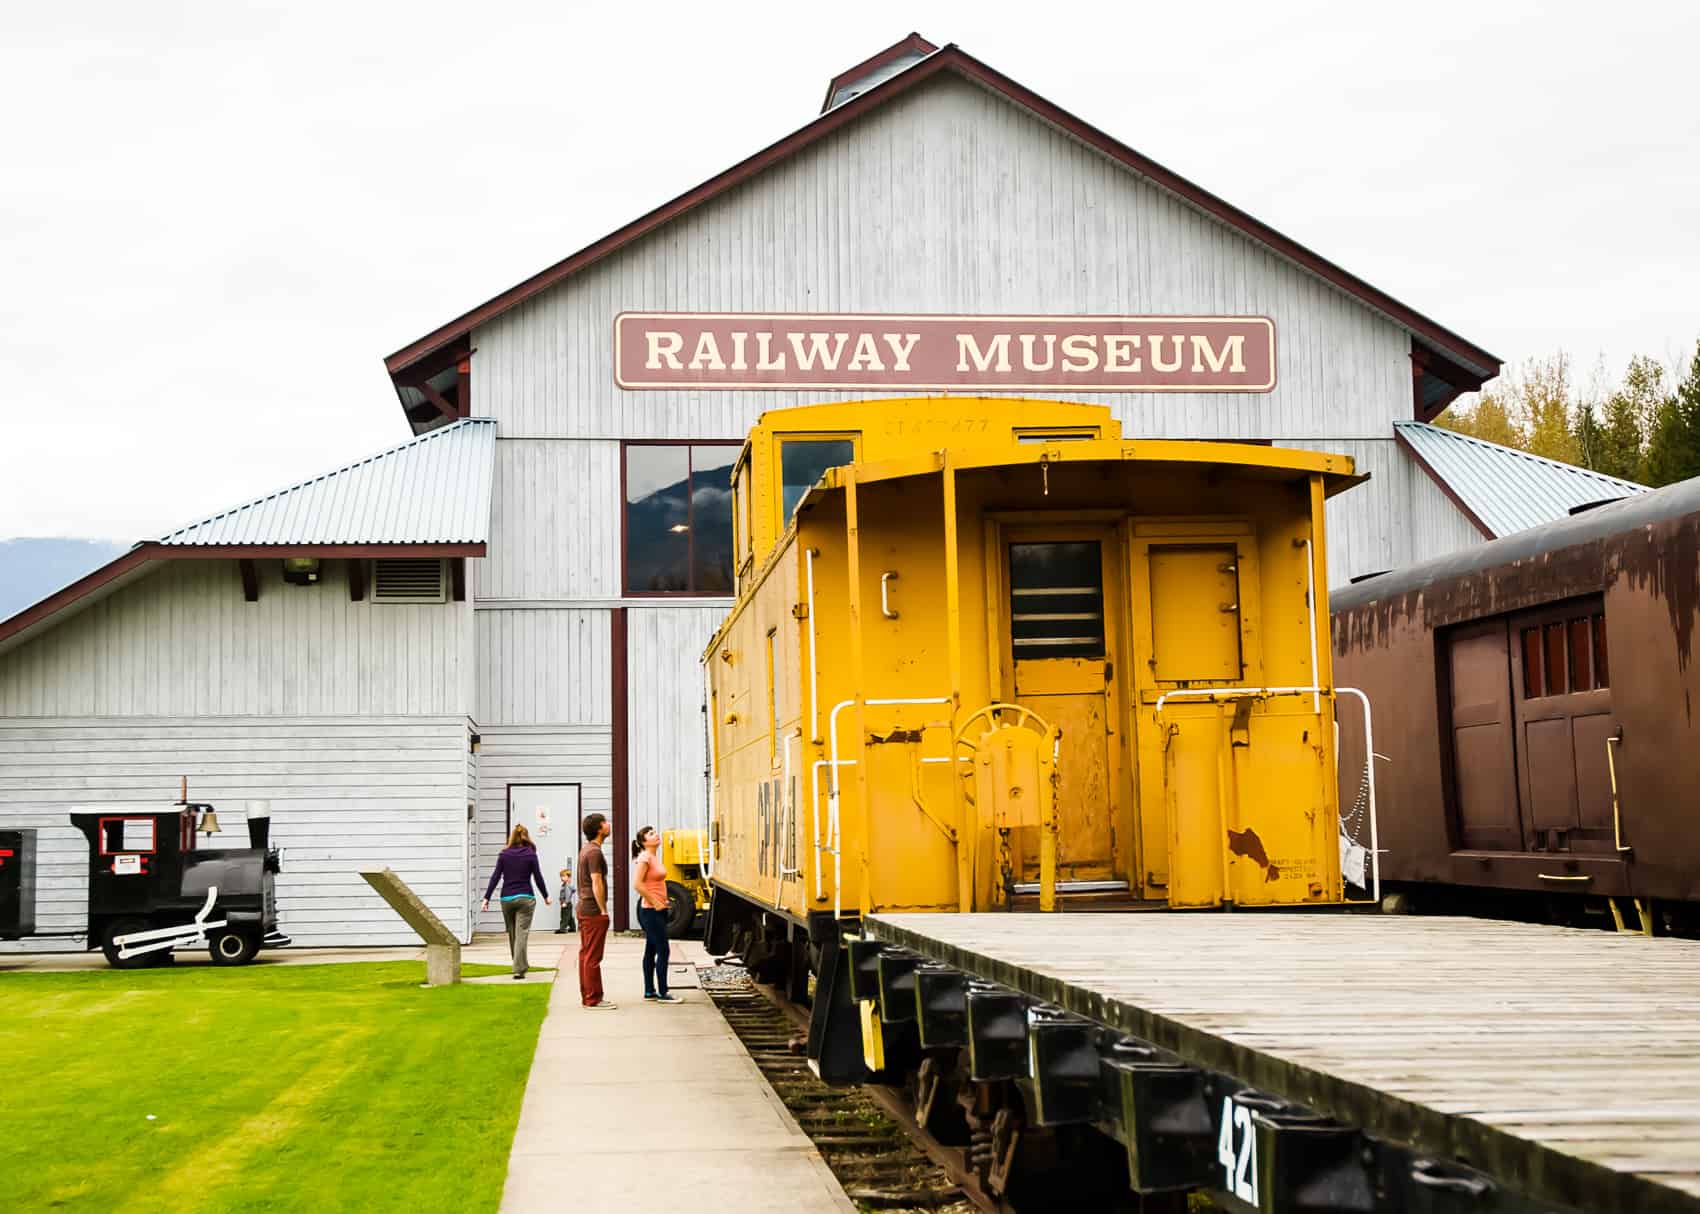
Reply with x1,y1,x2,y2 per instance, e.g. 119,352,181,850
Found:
1330,476,1700,931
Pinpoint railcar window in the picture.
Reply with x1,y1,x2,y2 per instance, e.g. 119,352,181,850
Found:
1008,541,1105,660
779,438,856,523
1521,628,1543,698
1544,623,1568,696
100,817,155,854
623,442,741,595
1592,614,1609,687
1519,610,1609,698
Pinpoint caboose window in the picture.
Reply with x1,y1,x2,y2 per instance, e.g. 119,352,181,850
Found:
779,437,857,524
1008,542,1106,660
623,442,741,595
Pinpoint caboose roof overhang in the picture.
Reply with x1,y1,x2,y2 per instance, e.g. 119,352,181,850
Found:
810,439,1365,504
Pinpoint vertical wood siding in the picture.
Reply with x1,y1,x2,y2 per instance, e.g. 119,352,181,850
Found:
476,439,621,600
472,74,1414,445
0,717,472,950
475,608,612,725
473,725,611,933
0,561,473,718
626,605,722,837
1279,440,1484,586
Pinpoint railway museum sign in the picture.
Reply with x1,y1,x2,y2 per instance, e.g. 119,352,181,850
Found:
614,312,1276,392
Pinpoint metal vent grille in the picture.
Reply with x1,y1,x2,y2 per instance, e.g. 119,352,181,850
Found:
372,558,445,603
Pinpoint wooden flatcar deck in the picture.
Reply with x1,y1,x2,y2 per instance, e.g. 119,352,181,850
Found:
868,911,1700,1212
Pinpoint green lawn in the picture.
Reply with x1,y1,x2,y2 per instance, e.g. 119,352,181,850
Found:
0,962,551,1213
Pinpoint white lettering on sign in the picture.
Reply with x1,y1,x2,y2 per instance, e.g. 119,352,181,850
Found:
114,854,142,875
1217,1095,1258,1205
615,313,1277,391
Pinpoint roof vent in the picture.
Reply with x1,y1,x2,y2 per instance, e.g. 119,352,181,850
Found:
821,33,937,112
373,558,446,603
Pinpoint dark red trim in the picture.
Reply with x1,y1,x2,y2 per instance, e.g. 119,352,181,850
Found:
0,541,486,650
610,607,630,932
385,43,1499,410
416,380,459,422
0,547,154,647
155,542,486,559
238,559,259,602
1395,427,1496,540
821,32,937,112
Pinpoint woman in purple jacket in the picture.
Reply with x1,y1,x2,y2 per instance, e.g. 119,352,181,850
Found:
481,824,552,979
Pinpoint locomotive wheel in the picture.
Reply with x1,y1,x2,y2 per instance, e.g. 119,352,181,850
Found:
102,918,152,970
665,881,697,939
209,929,259,966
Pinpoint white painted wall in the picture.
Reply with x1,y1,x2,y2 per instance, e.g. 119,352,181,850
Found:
0,560,473,718
471,73,1416,446
476,439,622,601
473,725,611,934
475,608,612,725
0,716,473,951
1280,439,1485,585
627,605,720,837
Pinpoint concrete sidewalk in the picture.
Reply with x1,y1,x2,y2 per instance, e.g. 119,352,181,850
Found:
499,934,853,1214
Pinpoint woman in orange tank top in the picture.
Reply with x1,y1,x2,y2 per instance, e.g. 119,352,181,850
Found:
632,826,681,1003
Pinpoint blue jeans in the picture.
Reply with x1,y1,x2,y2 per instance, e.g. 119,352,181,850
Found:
637,905,670,997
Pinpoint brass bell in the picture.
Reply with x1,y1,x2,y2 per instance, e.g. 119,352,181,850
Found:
197,808,222,835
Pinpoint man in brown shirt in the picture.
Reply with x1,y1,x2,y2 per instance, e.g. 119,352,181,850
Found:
576,813,615,1008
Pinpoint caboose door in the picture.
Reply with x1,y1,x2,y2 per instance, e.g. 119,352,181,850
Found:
999,526,1122,883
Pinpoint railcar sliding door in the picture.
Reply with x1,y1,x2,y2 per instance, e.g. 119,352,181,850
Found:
1444,620,1525,851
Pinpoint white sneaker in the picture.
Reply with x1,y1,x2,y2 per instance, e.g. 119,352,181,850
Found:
585,1000,619,1010
653,994,683,1004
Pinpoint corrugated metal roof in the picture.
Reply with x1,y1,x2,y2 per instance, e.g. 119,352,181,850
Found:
158,418,495,546
1395,421,1647,539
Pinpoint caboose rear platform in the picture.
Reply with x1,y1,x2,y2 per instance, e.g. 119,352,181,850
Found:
854,911,1700,1213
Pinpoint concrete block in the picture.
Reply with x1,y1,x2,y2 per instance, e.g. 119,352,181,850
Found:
359,867,461,986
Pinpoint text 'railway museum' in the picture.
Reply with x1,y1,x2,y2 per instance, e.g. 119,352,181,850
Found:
0,35,1643,947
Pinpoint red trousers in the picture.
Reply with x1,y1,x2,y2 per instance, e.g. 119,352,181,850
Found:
577,914,610,1005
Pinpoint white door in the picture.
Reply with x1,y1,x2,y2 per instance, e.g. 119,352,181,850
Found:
507,785,581,932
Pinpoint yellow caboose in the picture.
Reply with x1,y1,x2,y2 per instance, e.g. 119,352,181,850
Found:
700,397,1360,976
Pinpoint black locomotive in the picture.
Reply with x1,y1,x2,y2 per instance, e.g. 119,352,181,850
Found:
1,800,289,968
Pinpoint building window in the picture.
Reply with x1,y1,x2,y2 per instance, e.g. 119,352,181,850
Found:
624,443,740,595
779,436,857,526
1519,608,1608,699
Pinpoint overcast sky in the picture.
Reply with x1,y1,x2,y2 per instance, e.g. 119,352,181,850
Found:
2,0,1695,541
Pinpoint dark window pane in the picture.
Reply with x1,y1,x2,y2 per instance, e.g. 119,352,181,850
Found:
1008,541,1105,660
625,446,690,593
1521,628,1543,698
1593,615,1610,688
1544,622,1568,696
781,439,856,522
690,445,738,593
1568,618,1592,693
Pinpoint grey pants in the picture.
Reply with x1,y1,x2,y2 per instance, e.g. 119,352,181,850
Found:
502,897,536,976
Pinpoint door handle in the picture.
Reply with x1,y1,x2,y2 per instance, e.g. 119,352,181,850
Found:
881,571,900,619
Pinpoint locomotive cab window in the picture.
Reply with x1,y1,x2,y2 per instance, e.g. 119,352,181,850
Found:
1008,541,1106,660
99,817,156,854
778,435,858,527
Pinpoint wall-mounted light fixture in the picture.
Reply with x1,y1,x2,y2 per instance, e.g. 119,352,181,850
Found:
469,732,482,755
282,557,322,586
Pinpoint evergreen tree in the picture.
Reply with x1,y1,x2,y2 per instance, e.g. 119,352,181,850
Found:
1643,344,1700,487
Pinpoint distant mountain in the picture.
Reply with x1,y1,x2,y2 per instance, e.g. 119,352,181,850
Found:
0,538,129,621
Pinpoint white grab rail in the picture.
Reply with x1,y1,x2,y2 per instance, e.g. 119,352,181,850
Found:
1152,685,1380,903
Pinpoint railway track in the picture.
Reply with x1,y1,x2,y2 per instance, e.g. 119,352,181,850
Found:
701,964,989,1214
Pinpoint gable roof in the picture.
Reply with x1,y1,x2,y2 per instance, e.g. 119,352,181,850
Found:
1394,420,1648,540
384,38,1500,426
0,418,496,656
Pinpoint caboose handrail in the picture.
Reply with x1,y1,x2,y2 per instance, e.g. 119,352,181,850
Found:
1151,685,1381,902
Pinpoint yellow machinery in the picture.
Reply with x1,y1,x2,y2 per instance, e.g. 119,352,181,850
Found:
700,396,1361,956
659,828,711,937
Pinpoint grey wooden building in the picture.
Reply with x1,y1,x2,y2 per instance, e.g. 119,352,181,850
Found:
0,35,1639,947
